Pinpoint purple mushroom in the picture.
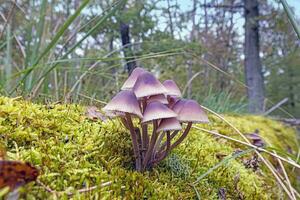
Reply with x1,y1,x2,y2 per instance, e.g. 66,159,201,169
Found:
163,80,182,98
133,72,167,99
102,67,210,172
147,94,168,105
141,102,177,169
102,90,143,171
171,100,209,150
121,67,147,90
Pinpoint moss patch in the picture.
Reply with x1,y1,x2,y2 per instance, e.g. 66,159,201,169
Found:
0,96,298,199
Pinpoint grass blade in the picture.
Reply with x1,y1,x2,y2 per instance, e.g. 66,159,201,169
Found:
26,0,48,89
280,0,300,39
33,0,125,89
33,0,90,66
15,0,90,92
193,148,254,185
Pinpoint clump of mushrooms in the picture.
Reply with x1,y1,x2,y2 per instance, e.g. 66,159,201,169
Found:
102,67,209,171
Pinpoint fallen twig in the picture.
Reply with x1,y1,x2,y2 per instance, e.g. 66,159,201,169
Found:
198,105,299,199
37,180,113,196
264,98,288,115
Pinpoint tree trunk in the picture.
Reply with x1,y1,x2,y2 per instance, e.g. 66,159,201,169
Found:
187,0,197,98
244,0,264,113
120,21,137,75
166,0,174,37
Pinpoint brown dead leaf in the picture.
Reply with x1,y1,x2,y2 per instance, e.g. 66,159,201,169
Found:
86,106,106,121
0,161,39,190
216,153,227,161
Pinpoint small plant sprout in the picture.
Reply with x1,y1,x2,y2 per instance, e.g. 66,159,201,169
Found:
103,68,209,171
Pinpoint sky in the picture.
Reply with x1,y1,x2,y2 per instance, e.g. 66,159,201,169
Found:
286,0,300,14
155,0,300,40
175,0,300,15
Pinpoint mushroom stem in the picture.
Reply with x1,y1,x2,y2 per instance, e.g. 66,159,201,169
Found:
120,117,129,129
135,127,142,153
152,132,165,159
170,122,192,150
158,130,179,152
142,120,158,170
152,131,171,165
125,113,142,171
141,98,149,156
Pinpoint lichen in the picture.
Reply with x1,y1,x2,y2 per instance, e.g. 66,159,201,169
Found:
0,96,298,199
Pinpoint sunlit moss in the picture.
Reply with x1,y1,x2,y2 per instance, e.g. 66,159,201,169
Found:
0,96,298,199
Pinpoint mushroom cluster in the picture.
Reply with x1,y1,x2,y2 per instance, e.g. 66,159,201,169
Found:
102,67,209,171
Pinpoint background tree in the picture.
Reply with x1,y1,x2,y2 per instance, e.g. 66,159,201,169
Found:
244,0,265,113
0,0,299,117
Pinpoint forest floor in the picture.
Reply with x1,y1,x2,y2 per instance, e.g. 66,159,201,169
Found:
0,96,299,199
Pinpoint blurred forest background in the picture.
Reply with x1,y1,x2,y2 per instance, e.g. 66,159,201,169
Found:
0,0,299,117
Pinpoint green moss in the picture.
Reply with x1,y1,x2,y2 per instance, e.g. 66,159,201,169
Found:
0,96,298,199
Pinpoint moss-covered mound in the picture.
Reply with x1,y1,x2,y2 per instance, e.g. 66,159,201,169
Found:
0,96,299,199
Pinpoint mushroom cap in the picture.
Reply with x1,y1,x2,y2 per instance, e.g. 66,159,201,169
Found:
121,67,147,90
163,80,182,97
168,96,180,108
142,102,177,123
133,72,167,98
176,100,209,123
102,90,142,118
245,133,261,141
157,117,182,132
147,94,168,104
172,99,188,113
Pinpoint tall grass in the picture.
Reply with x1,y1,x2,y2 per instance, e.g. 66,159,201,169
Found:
1,0,126,101
280,0,300,39
194,87,247,113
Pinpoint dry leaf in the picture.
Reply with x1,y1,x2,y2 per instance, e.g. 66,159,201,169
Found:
216,153,227,160
0,161,39,190
86,106,106,121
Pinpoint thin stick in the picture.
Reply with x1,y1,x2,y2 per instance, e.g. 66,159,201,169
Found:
194,126,295,199
37,180,112,196
68,181,112,195
275,151,296,200
182,71,203,96
258,155,295,199
78,93,107,105
200,105,300,169
36,180,57,194
264,98,288,115
193,126,300,169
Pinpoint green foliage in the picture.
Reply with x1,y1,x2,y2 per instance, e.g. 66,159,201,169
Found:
0,96,298,199
198,88,247,113
266,51,300,117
